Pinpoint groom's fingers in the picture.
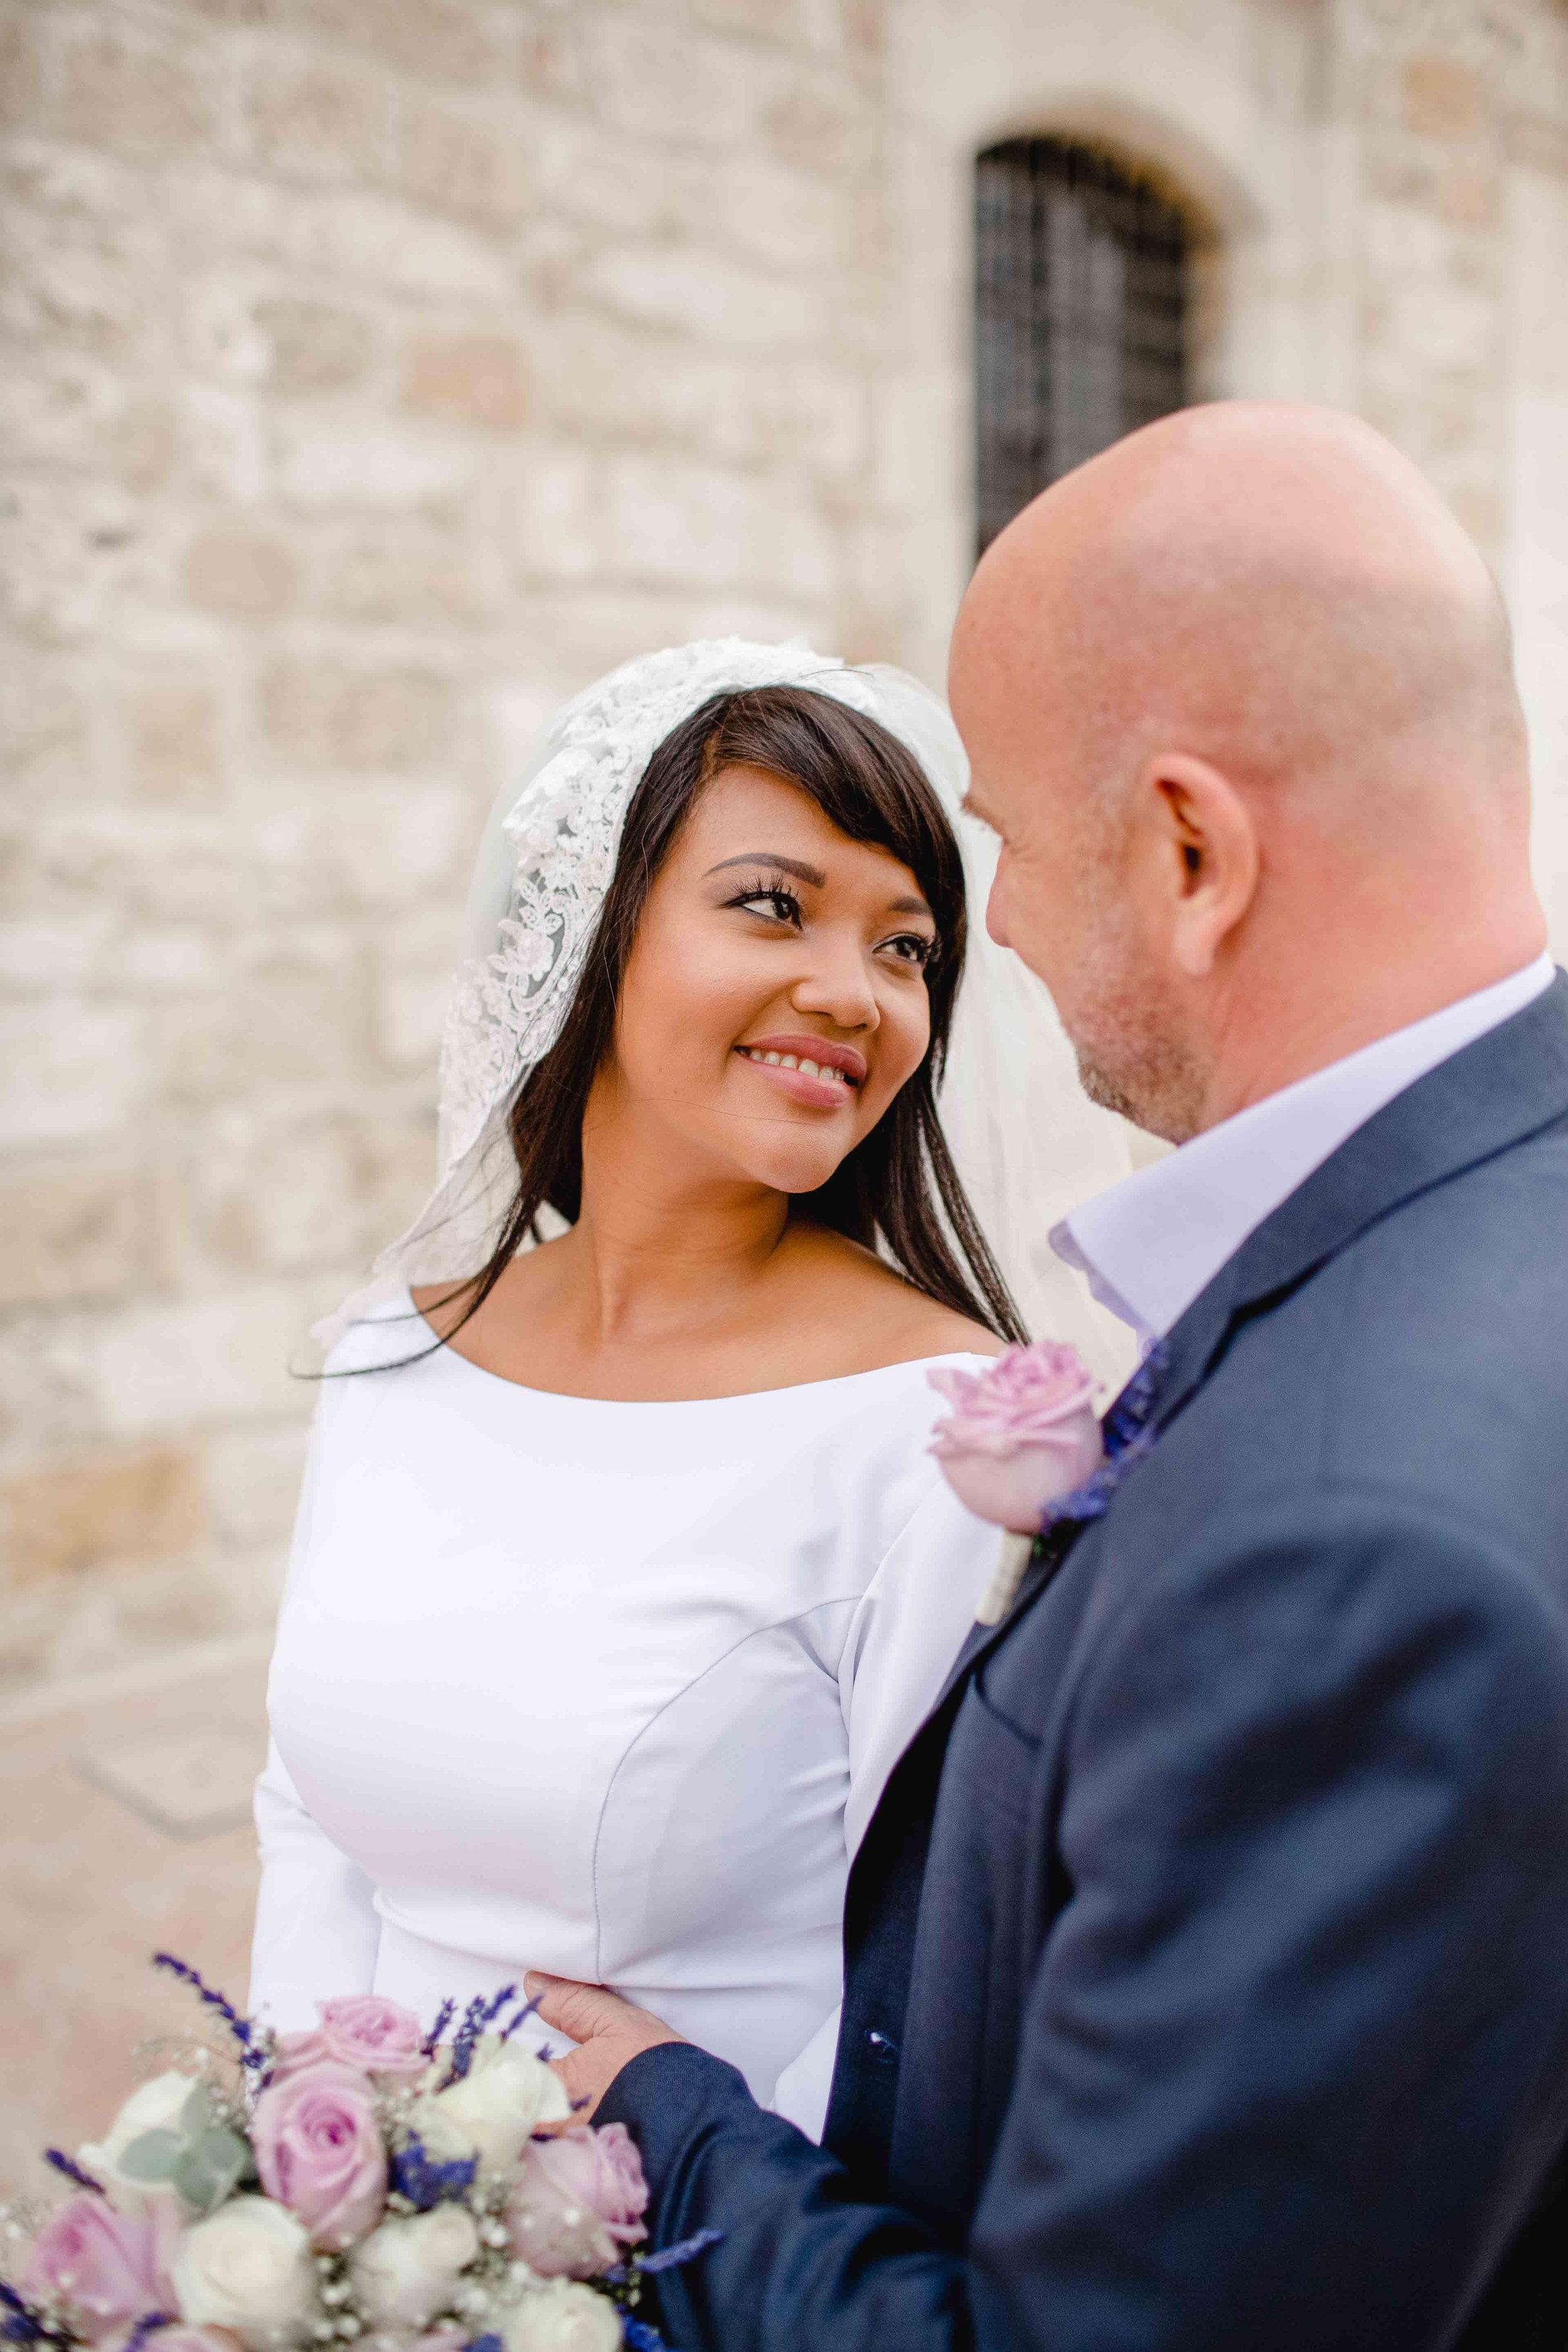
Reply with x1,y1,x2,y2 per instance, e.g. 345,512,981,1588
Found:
526,1971,686,2122
526,1971,633,2044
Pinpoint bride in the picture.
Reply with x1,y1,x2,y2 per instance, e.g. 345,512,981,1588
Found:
248,638,1106,2137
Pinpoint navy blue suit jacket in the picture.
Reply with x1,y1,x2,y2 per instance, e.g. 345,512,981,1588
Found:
602,976,1568,2351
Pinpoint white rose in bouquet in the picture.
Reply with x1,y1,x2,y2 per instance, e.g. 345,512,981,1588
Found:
426,2038,570,2170
172,2195,320,2349
501,2284,621,2352
349,2205,480,2330
80,2070,201,2217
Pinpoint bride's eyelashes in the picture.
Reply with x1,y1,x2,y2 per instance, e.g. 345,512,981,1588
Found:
721,873,937,968
725,873,805,928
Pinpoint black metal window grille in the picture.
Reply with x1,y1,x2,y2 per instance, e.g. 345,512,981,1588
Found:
975,136,1191,556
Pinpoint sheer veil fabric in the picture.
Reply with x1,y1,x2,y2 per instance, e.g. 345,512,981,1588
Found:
315,638,1138,1382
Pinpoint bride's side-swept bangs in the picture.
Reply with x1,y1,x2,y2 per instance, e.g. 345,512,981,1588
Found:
442,683,1027,1348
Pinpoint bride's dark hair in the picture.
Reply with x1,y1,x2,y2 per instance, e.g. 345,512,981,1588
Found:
426,683,1027,1347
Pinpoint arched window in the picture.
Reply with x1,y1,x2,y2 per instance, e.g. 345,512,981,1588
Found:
975,136,1192,556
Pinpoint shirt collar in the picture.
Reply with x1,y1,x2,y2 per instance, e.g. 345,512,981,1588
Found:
1051,953,1556,1346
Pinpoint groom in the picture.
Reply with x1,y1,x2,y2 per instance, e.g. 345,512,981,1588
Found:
531,403,1568,2349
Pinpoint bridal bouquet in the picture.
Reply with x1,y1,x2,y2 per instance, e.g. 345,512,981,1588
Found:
1,1958,713,2352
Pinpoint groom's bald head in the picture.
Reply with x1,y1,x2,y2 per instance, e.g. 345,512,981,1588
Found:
950,401,1541,1140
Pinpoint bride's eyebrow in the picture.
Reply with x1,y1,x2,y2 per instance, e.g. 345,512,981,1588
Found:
705,853,825,886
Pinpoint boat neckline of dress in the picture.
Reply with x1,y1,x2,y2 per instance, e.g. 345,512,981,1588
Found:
388,1284,994,1409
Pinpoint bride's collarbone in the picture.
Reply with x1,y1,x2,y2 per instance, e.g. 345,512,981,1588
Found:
410,1247,999,1401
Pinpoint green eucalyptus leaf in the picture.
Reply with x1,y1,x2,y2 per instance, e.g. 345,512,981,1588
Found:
196,2128,249,2185
172,2147,226,2215
119,2129,183,2181
181,2082,215,2137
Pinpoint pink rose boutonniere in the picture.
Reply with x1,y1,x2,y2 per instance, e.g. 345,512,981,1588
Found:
930,1340,1104,1625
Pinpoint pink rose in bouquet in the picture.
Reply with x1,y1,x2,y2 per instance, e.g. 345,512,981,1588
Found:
505,2125,649,2280
250,2062,387,2250
270,1996,426,2085
21,2196,174,2342
930,1341,1104,1624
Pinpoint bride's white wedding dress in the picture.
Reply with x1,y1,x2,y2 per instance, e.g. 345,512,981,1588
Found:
250,1291,997,2138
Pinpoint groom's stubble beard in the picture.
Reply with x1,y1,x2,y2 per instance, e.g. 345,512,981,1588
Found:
1062,827,1207,1145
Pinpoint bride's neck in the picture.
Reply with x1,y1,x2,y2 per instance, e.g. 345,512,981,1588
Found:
559,1107,792,1349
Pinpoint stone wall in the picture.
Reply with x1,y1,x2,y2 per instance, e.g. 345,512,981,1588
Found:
4,0,1568,1705
0,0,899,1693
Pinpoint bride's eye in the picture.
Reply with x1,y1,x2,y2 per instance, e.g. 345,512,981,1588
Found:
881,931,936,967
727,879,803,928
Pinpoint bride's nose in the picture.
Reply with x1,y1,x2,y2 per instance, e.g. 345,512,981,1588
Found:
790,937,880,1034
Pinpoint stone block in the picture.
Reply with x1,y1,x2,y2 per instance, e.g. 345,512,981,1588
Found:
258,654,455,770
584,243,818,347
603,450,835,598
0,1167,147,1309
183,520,300,621
236,775,472,915
0,661,88,796
0,1002,147,1150
77,1280,325,1438
373,909,454,1070
676,152,841,274
50,28,216,162
246,54,386,183
196,1111,368,1273
121,928,222,994
291,0,501,84
276,415,475,510
0,914,107,990
1507,109,1568,180
203,1422,309,1547
392,95,529,230
401,330,529,434
123,675,223,804
762,68,875,179
113,393,177,493
503,442,605,582
253,295,375,391
183,383,270,504
580,13,755,150
0,8,38,129
0,476,140,645
0,351,121,474
319,526,494,626
1,1446,206,1587
1402,55,1488,145
169,168,514,304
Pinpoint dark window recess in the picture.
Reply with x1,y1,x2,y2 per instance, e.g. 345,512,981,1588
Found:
975,136,1191,557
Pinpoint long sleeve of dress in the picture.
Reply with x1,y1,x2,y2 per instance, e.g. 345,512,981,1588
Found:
250,1737,381,2029
770,1475,995,2136
249,1375,383,2030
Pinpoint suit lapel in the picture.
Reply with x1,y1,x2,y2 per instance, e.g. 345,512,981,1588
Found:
864,972,1568,1860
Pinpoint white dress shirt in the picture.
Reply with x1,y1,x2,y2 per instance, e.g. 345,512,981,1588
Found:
250,1291,999,2141
1052,955,1555,1347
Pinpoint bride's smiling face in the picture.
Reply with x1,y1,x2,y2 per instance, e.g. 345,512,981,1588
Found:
596,763,940,1195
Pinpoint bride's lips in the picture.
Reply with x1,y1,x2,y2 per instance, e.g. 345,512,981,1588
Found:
734,1032,866,1110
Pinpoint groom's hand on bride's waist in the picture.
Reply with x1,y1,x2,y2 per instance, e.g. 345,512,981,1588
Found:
526,1971,686,2119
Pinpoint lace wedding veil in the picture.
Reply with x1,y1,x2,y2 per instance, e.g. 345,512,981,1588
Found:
317,638,1136,1380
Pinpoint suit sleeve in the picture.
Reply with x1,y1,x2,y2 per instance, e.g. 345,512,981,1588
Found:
600,1490,1568,2352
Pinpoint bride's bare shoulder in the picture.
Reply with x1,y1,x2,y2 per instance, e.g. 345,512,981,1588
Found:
791,1227,1008,1367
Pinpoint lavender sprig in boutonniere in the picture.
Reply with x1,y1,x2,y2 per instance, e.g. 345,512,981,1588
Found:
930,1340,1168,1626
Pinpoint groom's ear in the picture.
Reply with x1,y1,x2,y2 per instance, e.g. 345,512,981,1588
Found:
1138,753,1259,981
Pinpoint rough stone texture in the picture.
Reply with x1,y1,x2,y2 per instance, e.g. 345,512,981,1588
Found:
0,0,895,1707
0,0,1563,1691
